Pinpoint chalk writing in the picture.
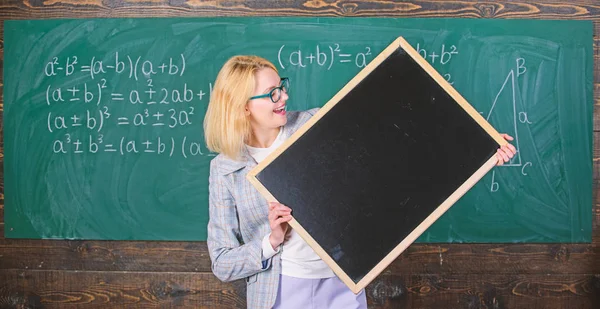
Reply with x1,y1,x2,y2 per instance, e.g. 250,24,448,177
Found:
278,44,373,70
45,53,186,81
415,43,459,65
415,43,460,85
51,134,212,158
41,52,215,158
485,58,533,192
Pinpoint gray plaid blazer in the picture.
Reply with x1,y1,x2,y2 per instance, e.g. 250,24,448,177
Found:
207,108,319,309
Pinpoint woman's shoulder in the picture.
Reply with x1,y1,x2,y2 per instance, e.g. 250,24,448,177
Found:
209,153,246,176
285,107,320,134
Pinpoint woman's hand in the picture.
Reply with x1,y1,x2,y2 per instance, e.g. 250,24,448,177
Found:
268,202,292,250
496,134,517,166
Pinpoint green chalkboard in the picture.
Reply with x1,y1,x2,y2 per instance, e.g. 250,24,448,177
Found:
4,17,593,242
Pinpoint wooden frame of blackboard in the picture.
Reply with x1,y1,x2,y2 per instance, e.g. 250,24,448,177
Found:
247,36,507,293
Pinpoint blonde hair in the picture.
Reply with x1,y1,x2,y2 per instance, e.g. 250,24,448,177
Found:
204,55,278,160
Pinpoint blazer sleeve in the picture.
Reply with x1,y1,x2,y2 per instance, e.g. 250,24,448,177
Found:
206,159,267,282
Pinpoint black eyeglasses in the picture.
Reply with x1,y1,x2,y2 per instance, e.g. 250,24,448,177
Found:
249,78,290,103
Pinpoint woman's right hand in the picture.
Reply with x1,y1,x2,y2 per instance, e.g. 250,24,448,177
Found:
268,202,292,250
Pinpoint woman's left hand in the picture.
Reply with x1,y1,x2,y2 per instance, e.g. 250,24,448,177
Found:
496,133,517,166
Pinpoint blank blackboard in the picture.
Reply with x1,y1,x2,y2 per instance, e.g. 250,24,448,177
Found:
4,17,592,242
247,37,507,293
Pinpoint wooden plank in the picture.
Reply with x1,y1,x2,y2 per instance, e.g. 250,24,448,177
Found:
0,270,597,309
0,0,598,19
0,238,597,274
0,235,598,275
596,104,600,131
0,239,213,272
0,270,246,309
595,84,600,107
367,273,600,309
386,242,600,276
593,132,600,179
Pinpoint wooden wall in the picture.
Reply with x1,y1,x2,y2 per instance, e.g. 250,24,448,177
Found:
0,1,599,308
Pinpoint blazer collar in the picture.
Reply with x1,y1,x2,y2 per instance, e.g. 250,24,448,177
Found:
216,147,255,176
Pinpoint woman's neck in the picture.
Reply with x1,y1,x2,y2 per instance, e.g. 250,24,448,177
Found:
247,126,281,148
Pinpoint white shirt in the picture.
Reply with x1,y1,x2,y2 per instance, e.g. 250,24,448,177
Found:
246,128,336,279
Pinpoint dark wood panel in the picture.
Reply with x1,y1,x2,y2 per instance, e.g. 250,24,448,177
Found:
593,85,600,130
0,239,213,272
0,270,598,309
592,132,599,178
596,106,600,131
388,243,599,276
0,270,246,309
0,239,596,275
595,34,599,87
0,231,598,275
0,0,600,19
593,132,600,179
367,273,600,309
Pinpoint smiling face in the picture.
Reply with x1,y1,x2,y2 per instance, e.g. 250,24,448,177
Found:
245,68,289,133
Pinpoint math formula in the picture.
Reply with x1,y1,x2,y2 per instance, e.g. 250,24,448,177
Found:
41,53,215,158
278,44,373,70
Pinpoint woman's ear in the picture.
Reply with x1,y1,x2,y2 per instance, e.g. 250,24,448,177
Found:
244,104,251,116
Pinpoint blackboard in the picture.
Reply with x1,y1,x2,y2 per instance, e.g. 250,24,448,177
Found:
3,17,593,242
247,36,506,293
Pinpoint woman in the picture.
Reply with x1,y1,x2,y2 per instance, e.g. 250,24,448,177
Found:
204,55,516,309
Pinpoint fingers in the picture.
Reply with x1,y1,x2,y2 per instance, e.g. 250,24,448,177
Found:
271,216,292,231
269,203,291,218
498,148,509,162
269,203,291,213
496,145,519,166
268,202,292,227
274,216,292,226
496,149,510,166
495,133,518,166
501,145,516,158
506,143,517,155
269,202,291,212
501,133,514,141
269,209,291,221
496,152,504,166
500,144,516,156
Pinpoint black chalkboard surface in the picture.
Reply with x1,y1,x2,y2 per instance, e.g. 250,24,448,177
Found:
247,37,507,293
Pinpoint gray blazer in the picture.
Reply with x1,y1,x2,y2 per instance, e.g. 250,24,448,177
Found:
207,108,319,309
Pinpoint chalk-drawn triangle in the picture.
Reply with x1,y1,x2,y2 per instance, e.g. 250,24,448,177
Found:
485,70,522,166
